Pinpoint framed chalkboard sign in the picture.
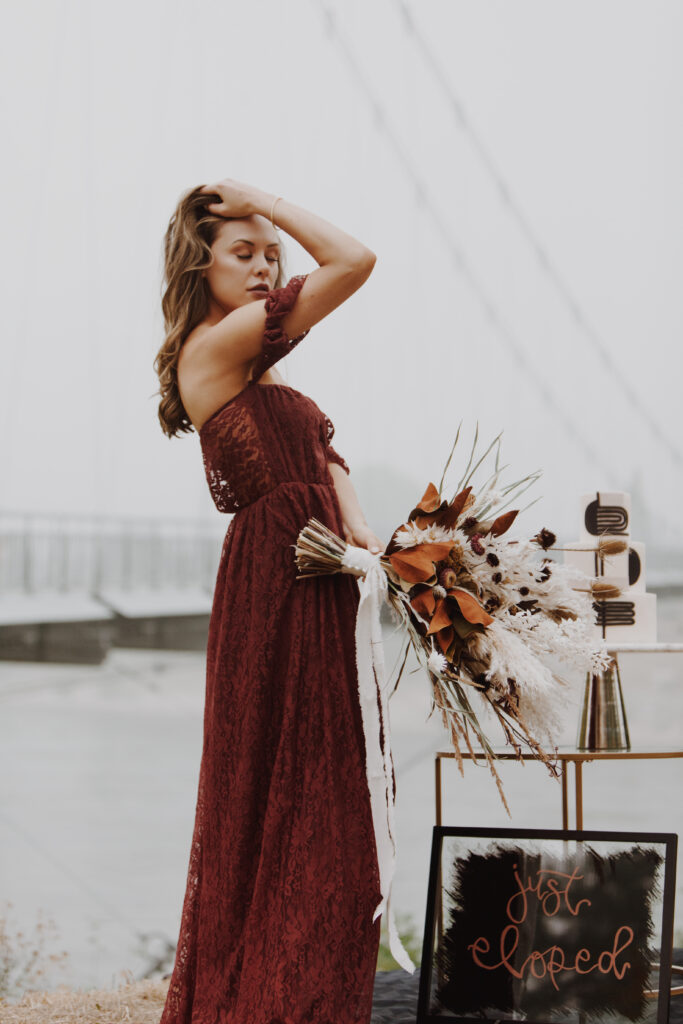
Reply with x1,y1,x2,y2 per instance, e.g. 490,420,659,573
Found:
417,827,677,1024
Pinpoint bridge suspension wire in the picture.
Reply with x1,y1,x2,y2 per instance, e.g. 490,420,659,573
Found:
392,0,683,473
313,1,683,545
315,0,613,479
4,0,69,444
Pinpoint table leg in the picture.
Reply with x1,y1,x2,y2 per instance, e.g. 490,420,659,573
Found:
561,762,569,829
575,761,584,830
435,755,442,827
436,854,444,974
434,755,444,961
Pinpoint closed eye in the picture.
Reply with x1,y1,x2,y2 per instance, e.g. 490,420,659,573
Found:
237,254,279,262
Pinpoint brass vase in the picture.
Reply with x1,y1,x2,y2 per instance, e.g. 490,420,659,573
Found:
576,654,631,751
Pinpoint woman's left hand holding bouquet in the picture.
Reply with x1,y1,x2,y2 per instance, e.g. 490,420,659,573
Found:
344,522,383,555
327,462,384,554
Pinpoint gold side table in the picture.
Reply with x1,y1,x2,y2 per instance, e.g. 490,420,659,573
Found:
435,746,683,830
436,641,683,827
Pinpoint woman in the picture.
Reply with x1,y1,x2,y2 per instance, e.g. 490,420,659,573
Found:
154,178,387,1024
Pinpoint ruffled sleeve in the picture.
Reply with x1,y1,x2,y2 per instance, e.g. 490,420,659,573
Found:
322,414,350,475
250,273,310,383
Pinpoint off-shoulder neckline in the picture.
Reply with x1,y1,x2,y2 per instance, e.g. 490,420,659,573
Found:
197,381,300,435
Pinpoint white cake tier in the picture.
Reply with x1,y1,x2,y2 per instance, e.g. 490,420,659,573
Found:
563,540,630,588
579,491,631,542
590,591,657,643
562,538,647,592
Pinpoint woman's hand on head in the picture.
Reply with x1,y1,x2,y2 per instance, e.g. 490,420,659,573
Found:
199,178,271,219
343,522,384,556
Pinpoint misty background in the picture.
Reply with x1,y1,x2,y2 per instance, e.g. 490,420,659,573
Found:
2,0,682,545
1,0,682,999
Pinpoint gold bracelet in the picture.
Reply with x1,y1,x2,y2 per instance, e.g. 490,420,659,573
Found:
270,195,282,229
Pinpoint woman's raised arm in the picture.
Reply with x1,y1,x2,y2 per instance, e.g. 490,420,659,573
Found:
197,179,376,371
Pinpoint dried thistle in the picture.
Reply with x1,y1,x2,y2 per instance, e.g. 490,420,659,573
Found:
571,581,622,600
532,527,556,549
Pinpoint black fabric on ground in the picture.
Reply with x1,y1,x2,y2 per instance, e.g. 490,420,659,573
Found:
370,949,683,1023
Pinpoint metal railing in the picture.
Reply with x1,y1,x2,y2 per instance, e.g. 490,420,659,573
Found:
0,511,228,598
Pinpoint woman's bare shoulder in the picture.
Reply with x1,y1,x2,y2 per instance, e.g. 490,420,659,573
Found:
178,325,251,430
182,320,212,355
180,320,238,376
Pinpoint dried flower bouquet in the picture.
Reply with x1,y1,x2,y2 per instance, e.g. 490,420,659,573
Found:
295,424,619,810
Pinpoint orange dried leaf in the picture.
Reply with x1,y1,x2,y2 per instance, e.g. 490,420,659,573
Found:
427,597,452,635
411,589,436,618
388,542,453,583
414,514,435,529
419,542,454,560
389,552,435,583
437,504,467,530
489,509,519,537
450,486,473,519
416,482,442,513
452,608,486,640
409,483,448,521
385,525,407,556
436,626,454,654
448,587,494,626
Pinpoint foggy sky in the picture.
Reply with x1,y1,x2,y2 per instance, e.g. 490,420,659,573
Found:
2,0,682,548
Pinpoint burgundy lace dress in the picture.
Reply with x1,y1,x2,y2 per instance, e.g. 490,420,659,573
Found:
159,274,383,1024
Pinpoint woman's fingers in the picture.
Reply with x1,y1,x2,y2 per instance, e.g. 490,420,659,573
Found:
197,178,262,218
350,524,384,554
368,530,384,554
199,184,223,213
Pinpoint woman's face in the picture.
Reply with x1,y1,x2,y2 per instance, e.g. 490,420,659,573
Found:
204,215,281,313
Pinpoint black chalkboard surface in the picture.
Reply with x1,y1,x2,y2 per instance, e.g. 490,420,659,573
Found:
417,827,677,1024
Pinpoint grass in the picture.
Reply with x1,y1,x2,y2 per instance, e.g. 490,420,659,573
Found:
376,910,422,971
0,903,422,1019
0,901,70,1005
0,973,169,1024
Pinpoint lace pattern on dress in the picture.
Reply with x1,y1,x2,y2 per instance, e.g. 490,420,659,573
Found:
250,274,310,383
201,403,277,512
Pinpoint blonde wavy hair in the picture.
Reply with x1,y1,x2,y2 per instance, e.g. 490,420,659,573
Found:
153,185,287,438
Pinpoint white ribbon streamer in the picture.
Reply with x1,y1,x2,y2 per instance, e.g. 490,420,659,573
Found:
340,544,416,974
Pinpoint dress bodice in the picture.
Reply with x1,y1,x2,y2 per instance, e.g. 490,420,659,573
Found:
197,275,349,513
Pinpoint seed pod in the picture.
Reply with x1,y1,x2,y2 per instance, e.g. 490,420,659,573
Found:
438,567,458,589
